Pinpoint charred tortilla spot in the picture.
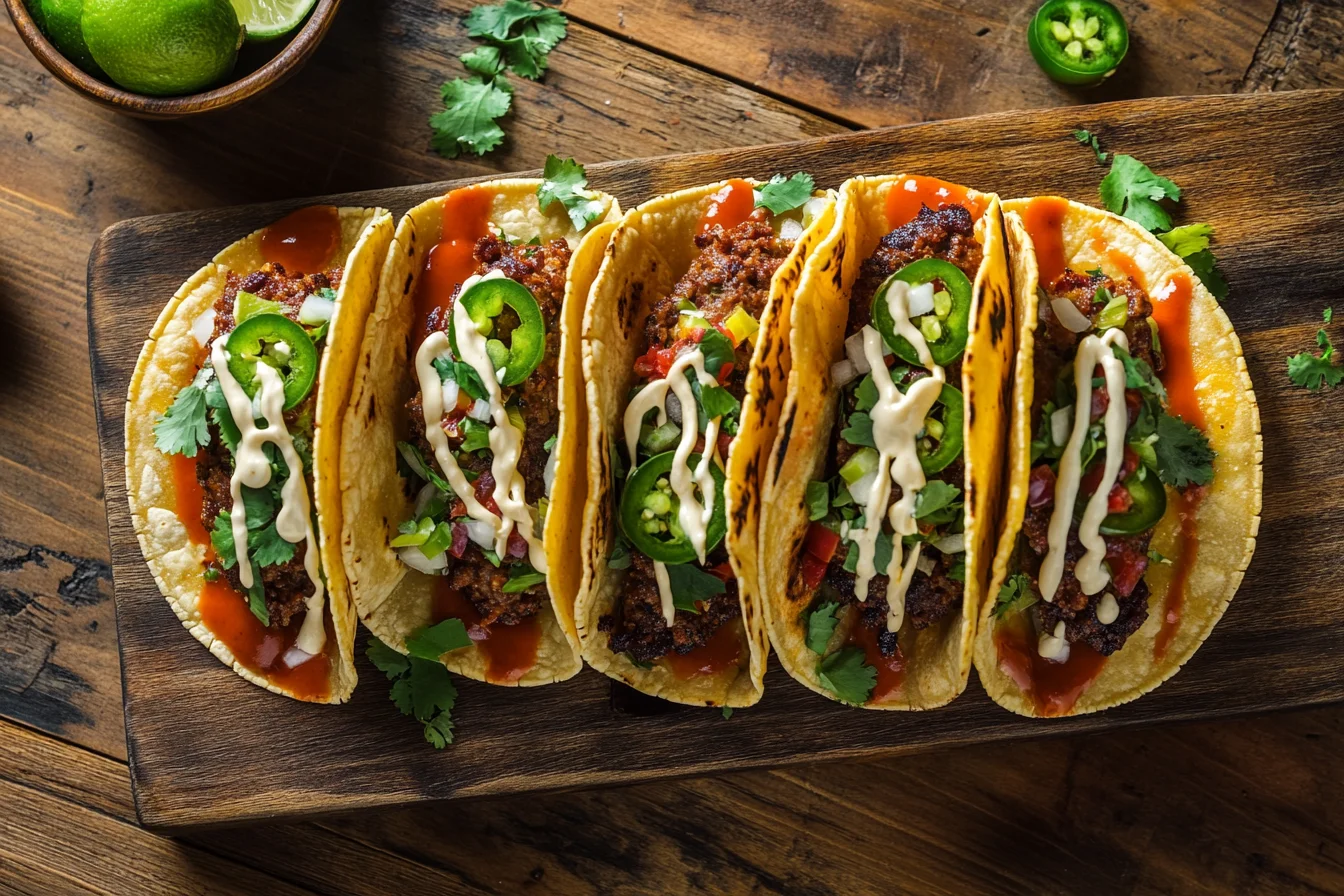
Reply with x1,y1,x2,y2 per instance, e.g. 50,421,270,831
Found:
772,406,797,485
987,285,1008,345
367,395,376,421
403,272,413,295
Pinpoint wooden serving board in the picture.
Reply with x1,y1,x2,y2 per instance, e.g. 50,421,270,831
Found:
90,90,1344,832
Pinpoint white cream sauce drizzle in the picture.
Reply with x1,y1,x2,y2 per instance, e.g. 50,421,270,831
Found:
1038,621,1070,662
653,560,675,627
849,280,945,633
210,340,327,656
622,348,724,626
1097,591,1120,625
1038,328,1130,612
413,270,547,573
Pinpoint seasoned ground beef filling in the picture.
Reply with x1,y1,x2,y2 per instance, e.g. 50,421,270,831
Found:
789,203,982,654
199,263,341,627
408,235,571,625
603,213,790,661
1021,269,1163,655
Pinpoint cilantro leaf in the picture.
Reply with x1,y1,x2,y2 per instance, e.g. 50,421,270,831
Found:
1114,346,1167,403
1099,154,1181,233
1182,250,1229,301
1156,223,1212,257
502,563,546,593
404,618,473,661
805,601,839,655
805,480,830,521
397,441,451,492
854,373,879,411
249,523,296,568
697,383,740,423
992,572,1037,618
407,658,458,726
1154,413,1215,488
211,514,237,569
433,355,489,402
1072,128,1108,165
430,77,512,159
537,155,605,230
246,580,268,626
372,643,460,748
1327,308,1334,325
721,706,734,720
367,637,410,678
666,563,727,615
465,0,564,42
817,648,876,705
424,711,457,749
754,172,815,215
154,385,210,457
912,481,962,521
241,486,274,530
608,531,632,570
840,411,876,449
947,557,966,582
460,45,504,78
458,418,491,454
1287,320,1344,391
696,328,736,380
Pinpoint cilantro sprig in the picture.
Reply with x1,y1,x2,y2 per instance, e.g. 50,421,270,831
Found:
992,572,1037,618
537,155,605,230
368,636,459,749
431,1,569,158
817,647,876,705
1072,129,1108,165
154,383,210,457
1099,154,1181,233
754,172,815,215
1158,224,1229,301
1287,308,1343,391
666,563,726,614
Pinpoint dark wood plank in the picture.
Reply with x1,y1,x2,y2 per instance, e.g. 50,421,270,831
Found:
559,0,1278,126
87,89,1344,830
1239,0,1344,92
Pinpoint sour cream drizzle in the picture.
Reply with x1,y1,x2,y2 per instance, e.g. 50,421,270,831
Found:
850,280,945,633
1039,328,1130,610
413,270,547,573
210,340,327,655
622,349,724,626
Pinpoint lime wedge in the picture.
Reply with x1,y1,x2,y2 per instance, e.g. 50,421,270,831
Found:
229,0,316,41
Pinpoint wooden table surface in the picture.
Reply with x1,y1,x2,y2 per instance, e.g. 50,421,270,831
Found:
2,1,1341,893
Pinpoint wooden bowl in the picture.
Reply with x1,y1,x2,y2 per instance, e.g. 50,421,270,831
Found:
3,0,342,118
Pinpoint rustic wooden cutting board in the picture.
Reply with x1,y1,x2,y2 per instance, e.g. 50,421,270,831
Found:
89,89,1344,832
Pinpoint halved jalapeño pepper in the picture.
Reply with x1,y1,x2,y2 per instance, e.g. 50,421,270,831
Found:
225,312,318,410
1027,0,1129,87
871,259,972,368
1074,470,1167,535
918,383,964,475
620,451,727,564
449,277,546,386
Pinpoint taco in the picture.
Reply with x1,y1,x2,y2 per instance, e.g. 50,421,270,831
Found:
126,205,394,702
575,175,837,707
340,178,620,686
759,175,1013,709
974,197,1261,717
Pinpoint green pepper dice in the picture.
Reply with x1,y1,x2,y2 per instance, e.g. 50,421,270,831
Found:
448,277,547,387
1028,0,1129,86
871,259,973,368
225,312,319,410
620,451,727,564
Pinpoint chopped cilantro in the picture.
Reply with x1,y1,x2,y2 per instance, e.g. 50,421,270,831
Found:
608,531,632,569
947,557,966,582
853,373,880,411
249,523,296,568
1287,309,1344,391
458,418,491,454
1099,154,1181,233
1154,413,1215,488
912,481,962,521
1114,346,1167,403
805,601,839,655
1158,223,1229,300
805,480,830,521
502,563,546,593
666,563,726,614
203,567,220,582
992,572,1036,618
537,155,605,230
721,706,734,720
817,648,876,705
245,580,268,626
1148,548,1170,565
1072,128,1108,165
460,45,504,78
543,434,558,451
696,382,740,424
840,411,876,449
404,618,473,661
754,172,815,215
154,384,210,457
433,356,489,402
696,328,736,380
397,441,451,492
369,637,459,749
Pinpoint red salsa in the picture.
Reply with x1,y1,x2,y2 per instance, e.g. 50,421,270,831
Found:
260,205,341,275
414,186,495,345
432,578,541,683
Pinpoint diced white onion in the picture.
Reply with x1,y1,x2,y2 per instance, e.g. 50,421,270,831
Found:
464,519,495,549
1051,297,1092,333
1051,405,1074,446
191,309,216,346
905,282,936,318
282,646,315,669
468,399,491,422
845,330,871,375
848,469,879,505
931,532,965,555
398,545,447,574
441,379,460,413
414,481,440,516
916,555,936,576
543,444,558,497
830,359,858,388
802,196,828,227
778,218,803,241
298,293,335,325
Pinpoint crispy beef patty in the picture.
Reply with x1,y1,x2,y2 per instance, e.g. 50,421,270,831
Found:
599,552,742,663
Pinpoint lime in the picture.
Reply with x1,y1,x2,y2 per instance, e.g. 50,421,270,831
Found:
26,0,48,34
39,0,105,77
81,0,243,96
229,0,317,41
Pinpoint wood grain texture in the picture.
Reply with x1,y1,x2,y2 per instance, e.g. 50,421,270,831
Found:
88,89,1344,830
559,0,1279,126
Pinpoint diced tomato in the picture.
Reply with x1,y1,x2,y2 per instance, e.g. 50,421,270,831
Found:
506,528,529,558
473,471,500,516
800,554,829,590
1120,446,1140,479
717,361,734,379
449,498,468,519
1082,448,1140,500
442,408,467,438
716,432,734,458
1105,539,1149,598
633,337,695,380
1081,461,1103,496
1124,389,1142,426
690,327,706,342
803,523,840,563
1028,465,1056,509
1089,383,1110,421
706,561,735,582
1107,484,1133,513
450,523,468,558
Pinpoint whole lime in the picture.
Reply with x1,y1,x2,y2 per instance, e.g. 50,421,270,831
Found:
81,0,243,96
39,0,105,77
